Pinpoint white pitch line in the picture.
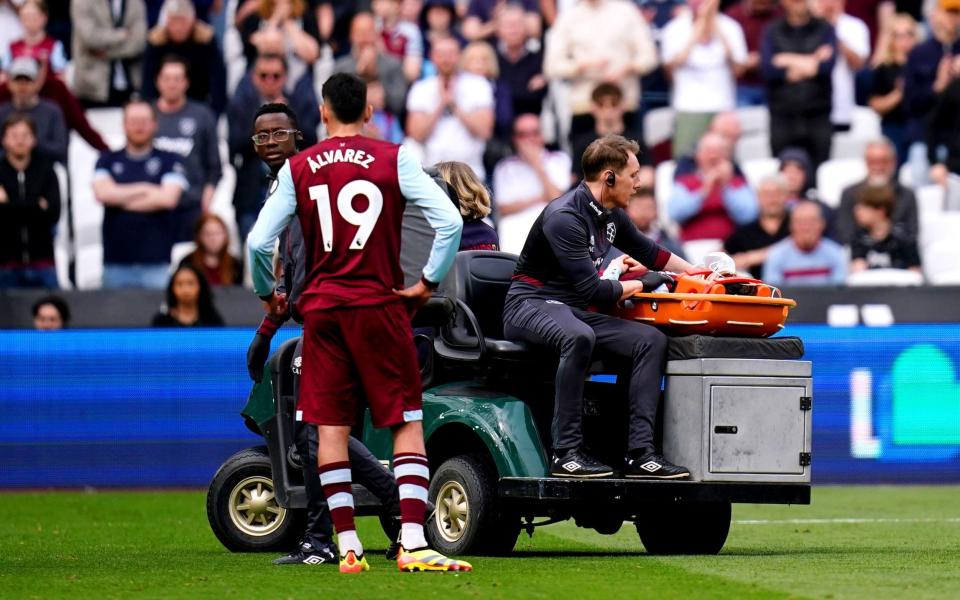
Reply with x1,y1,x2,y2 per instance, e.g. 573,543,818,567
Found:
734,517,960,525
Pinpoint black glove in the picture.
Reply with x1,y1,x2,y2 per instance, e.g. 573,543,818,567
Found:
638,271,676,292
246,333,272,383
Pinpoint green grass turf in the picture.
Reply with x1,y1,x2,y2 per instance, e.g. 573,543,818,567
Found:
1,486,959,599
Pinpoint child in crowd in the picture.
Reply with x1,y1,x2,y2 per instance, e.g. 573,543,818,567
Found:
373,0,423,81
0,0,108,151
32,294,70,330
627,188,684,259
0,0,65,81
365,79,405,144
151,263,225,327
850,184,921,273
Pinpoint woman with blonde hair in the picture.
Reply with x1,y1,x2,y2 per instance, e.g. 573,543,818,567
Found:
434,161,499,251
868,13,920,165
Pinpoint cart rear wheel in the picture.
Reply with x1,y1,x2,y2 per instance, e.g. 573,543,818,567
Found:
425,454,521,556
635,501,731,555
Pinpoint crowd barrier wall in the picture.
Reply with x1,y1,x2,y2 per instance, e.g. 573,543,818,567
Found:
1,325,958,488
4,286,960,329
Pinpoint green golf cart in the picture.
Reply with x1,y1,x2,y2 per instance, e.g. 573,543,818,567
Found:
207,251,811,556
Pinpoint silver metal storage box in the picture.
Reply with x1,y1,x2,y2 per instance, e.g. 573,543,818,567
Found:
663,358,812,483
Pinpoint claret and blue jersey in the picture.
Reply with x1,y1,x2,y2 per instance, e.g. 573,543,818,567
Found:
248,135,462,315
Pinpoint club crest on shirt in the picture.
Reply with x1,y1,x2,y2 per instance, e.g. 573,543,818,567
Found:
589,234,595,253
145,157,162,177
178,117,197,136
606,222,617,243
111,162,124,176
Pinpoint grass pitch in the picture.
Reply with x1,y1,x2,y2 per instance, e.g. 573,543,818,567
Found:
1,486,958,599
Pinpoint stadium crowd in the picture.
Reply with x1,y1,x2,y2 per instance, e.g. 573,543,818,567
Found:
2,0,960,306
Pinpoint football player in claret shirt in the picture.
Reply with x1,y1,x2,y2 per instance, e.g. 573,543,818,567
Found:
245,102,408,567
247,73,470,574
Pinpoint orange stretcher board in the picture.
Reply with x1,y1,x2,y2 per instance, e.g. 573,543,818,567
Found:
610,270,797,337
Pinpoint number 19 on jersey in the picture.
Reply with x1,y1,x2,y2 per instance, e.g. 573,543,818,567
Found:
308,180,383,252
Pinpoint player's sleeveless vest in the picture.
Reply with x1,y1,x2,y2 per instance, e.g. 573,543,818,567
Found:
288,135,405,313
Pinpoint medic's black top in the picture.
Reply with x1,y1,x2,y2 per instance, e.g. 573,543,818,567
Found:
507,182,672,310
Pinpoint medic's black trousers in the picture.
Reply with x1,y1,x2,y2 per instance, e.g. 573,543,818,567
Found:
503,296,668,453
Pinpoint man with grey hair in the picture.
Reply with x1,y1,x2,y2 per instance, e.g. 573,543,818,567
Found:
835,138,918,244
764,200,847,285
724,173,791,277
140,0,227,115
674,111,744,179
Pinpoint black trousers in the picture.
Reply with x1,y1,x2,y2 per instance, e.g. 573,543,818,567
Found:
769,112,833,171
503,297,668,452
292,339,401,546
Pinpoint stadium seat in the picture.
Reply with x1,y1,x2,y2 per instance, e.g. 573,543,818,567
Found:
830,108,882,160
920,212,960,251
898,162,913,188
643,107,675,149
830,133,869,160
68,128,108,289
846,269,924,287
170,242,197,272
849,107,882,138
947,175,960,211
655,160,679,236
223,0,245,95
741,157,779,188
915,185,945,217
434,250,531,362
734,106,769,136
735,133,771,164
681,239,724,267
816,158,867,208
923,238,960,284
53,162,72,290
927,268,960,285
540,79,568,148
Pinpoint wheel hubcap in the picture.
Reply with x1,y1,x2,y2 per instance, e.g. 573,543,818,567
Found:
228,475,285,537
435,480,469,543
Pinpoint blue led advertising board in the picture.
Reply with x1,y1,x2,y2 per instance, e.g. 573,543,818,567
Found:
1,325,958,487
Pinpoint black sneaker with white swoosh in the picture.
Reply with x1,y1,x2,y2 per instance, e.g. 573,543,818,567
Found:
623,452,690,479
550,448,614,478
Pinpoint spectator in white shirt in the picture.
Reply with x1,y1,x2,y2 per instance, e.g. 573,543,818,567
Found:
661,0,748,157
544,0,658,141
406,35,495,178
814,0,870,130
492,113,572,254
